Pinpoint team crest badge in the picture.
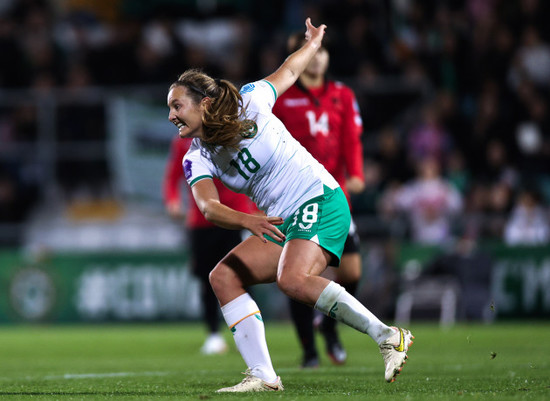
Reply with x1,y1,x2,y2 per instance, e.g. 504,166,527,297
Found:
241,121,258,138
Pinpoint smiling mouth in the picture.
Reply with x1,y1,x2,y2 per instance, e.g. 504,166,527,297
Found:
174,120,190,138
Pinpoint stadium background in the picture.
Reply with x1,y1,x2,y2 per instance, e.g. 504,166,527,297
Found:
0,0,549,324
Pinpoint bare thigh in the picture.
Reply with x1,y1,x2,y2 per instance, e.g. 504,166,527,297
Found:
209,235,282,306
276,238,332,306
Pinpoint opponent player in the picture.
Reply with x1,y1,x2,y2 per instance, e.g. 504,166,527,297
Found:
167,18,413,392
163,135,254,354
273,33,365,368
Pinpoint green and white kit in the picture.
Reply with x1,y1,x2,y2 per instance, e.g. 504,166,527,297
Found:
265,184,351,265
183,79,350,262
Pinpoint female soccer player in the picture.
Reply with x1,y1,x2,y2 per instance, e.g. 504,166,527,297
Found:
167,18,413,392
273,32,365,368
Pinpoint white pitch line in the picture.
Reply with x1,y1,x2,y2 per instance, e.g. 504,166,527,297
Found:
43,371,170,380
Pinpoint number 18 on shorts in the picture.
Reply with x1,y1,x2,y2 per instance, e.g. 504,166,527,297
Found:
267,186,350,266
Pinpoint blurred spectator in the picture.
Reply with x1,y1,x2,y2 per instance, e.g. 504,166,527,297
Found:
514,94,550,181
433,26,471,94
388,0,427,72
85,19,140,85
484,181,514,238
16,2,67,88
0,11,30,88
10,104,38,142
0,161,38,228
353,126,412,215
423,233,494,321
435,89,468,151
504,188,550,246
466,81,515,175
173,16,252,82
479,139,519,189
509,25,550,89
380,156,463,245
481,24,516,90
0,169,20,222
133,17,183,85
505,0,550,41
370,126,412,189
55,62,108,198
406,102,453,167
328,12,386,78
445,149,470,195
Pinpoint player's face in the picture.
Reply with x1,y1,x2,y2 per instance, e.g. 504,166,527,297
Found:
167,86,204,139
305,47,329,77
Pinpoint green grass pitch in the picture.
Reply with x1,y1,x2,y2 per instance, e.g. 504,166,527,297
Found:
0,321,548,400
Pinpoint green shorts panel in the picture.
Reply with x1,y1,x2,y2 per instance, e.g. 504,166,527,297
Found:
266,186,351,266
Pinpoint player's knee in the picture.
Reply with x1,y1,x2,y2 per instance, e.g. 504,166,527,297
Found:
276,270,305,300
208,263,226,294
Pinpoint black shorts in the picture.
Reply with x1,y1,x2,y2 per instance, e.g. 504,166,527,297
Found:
342,218,360,254
189,227,242,280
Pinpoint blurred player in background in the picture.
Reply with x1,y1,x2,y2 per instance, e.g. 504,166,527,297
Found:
273,32,365,368
163,135,254,355
167,18,413,392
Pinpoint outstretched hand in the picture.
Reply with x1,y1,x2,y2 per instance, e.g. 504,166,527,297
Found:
263,17,327,100
304,17,327,49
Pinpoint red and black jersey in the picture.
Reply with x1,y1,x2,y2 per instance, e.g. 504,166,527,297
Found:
163,136,254,228
273,80,364,201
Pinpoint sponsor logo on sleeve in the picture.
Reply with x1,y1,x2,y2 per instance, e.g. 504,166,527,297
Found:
239,83,255,94
183,160,193,179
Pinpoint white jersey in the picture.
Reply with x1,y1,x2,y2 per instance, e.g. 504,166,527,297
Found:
183,80,338,219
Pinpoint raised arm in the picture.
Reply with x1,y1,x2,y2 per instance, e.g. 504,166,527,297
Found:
264,17,326,97
191,178,286,243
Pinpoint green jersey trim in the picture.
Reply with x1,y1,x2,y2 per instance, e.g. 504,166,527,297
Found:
262,79,277,101
189,174,213,187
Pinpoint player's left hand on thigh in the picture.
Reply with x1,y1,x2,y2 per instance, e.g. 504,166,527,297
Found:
246,215,286,243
